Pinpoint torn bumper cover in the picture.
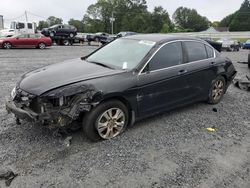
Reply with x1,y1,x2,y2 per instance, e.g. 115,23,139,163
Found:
5,84,102,127
6,100,38,122
5,99,95,126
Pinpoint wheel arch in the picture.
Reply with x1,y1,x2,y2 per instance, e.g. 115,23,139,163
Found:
98,95,136,126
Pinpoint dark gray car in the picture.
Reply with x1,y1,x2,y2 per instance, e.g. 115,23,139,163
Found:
6,34,237,141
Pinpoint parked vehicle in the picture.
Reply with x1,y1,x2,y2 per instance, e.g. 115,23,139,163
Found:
101,31,138,45
6,34,237,141
0,33,52,49
243,39,250,49
86,32,109,44
73,33,86,44
41,24,77,38
217,38,240,51
0,29,15,37
117,31,137,38
0,21,36,37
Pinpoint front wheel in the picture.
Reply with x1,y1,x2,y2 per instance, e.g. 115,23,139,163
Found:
3,42,12,49
208,76,226,104
83,100,129,142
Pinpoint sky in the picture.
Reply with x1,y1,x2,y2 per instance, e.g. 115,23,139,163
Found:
0,0,244,28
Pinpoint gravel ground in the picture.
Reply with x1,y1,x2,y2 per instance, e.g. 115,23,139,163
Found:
0,46,249,188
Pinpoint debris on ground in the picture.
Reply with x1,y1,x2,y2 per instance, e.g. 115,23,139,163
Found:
0,170,18,187
212,108,218,112
64,136,72,147
207,128,216,132
233,75,250,91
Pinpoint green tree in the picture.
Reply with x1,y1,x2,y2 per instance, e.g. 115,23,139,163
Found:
68,19,85,32
37,20,49,30
229,0,250,31
47,16,63,26
82,0,173,33
219,13,235,27
150,6,173,33
172,7,209,32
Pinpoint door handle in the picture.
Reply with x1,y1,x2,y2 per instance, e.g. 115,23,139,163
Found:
210,62,215,65
178,69,187,75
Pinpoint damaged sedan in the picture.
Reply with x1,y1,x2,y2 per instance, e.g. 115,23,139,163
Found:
6,34,237,141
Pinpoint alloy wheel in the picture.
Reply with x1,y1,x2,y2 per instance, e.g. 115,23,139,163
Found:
96,108,125,139
3,42,11,49
39,43,46,49
212,80,224,101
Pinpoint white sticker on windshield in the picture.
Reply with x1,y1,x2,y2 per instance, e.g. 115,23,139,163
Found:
122,62,128,70
139,40,156,46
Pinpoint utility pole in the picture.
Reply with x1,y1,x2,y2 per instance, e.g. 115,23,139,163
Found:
110,12,115,34
25,10,28,22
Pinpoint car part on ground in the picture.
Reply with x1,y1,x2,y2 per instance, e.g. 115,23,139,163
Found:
0,170,18,187
5,34,237,141
233,75,250,91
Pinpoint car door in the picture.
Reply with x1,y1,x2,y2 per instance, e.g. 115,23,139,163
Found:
183,41,217,100
137,41,193,117
14,34,29,47
27,34,39,47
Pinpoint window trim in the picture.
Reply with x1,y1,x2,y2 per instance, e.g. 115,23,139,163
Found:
139,39,216,75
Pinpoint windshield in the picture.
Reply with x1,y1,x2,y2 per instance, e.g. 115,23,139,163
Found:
86,38,155,70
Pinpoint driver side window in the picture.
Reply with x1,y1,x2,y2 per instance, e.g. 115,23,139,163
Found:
148,42,183,71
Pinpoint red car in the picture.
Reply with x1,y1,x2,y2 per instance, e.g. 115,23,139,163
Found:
0,34,52,49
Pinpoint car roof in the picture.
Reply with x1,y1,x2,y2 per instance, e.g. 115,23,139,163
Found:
124,34,205,44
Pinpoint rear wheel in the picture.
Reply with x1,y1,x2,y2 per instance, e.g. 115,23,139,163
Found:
208,76,226,104
38,42,46,49
3,42,12,49
83,100,129,142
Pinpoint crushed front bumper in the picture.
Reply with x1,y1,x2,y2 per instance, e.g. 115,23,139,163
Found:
5,100,38,122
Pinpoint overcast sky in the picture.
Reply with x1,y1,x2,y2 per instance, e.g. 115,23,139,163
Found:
0,0,243,27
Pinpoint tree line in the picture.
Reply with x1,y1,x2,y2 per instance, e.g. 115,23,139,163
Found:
37,0,250,33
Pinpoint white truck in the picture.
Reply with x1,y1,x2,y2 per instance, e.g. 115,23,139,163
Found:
0,21,36,37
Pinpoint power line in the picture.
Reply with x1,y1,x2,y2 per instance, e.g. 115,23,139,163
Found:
4,13,25,21
26,11,47,20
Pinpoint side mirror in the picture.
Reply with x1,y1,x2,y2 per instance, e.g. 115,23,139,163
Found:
16,37,19,39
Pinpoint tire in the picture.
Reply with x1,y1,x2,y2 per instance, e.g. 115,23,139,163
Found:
208,76,226,104
69,33,74,38
95,37,99,42
83,100,129,142
38,42,46,49
50,32,55,37
63,40,69,46
3,42,12,49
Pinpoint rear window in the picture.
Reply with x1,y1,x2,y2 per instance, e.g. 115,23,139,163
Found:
184,41,207,62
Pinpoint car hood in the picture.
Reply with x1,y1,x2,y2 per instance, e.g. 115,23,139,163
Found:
19,58,125,96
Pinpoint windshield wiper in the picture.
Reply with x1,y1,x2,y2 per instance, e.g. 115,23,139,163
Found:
87,60,115,69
